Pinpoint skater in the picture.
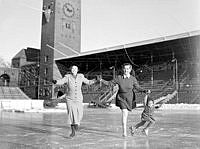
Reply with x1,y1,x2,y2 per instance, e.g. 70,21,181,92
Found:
99,63,149,137
52,65,97,137
130,90,177,136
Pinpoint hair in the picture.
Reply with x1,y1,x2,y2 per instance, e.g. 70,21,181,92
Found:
122,63,132,70
70,65,79,71
120,63,136,76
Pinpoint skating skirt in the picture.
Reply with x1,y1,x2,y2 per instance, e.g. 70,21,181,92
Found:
115,92,136,111
66,99,83,125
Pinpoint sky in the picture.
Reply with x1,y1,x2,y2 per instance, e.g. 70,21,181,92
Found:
0,0,42,63
0,0,199,63
81,0,200,53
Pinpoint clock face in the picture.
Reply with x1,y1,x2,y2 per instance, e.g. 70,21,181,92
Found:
63,3,74,18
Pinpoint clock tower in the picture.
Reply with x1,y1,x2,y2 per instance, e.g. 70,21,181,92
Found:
54,0,81,58
39,0,81,100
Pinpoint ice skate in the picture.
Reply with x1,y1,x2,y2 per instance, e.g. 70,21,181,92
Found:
129,126,137,135
142,129,149,136
69,125,76,138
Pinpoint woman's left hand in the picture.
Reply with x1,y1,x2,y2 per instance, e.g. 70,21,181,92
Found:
147,90,151,94
52,80,57,84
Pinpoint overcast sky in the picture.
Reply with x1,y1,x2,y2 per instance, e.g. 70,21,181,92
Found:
81,0,200,53
0,0,42,63
0,0,199,63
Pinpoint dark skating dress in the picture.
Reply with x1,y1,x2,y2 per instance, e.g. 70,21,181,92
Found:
113,75,147,111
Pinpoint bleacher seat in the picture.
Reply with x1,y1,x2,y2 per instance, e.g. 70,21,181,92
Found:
0,86,30,100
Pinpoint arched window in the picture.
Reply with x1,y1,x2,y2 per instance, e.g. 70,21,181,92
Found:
0,73,10,86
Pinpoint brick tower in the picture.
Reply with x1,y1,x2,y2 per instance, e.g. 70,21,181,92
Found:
39,0,81,99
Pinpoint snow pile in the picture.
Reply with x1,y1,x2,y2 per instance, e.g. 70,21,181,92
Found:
37,103,200,111
107,103,200,110
25,108,67,113
160,104,200,110
2,103,200,113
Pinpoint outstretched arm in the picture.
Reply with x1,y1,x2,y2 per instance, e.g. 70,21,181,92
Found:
54,75,69,85
100,77,118,86
133,77,148,93
154,90,178,104
82,74,97,85
154,96,167,105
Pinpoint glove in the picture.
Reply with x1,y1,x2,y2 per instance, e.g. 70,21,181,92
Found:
147,90,151,94
144,89,150,94
52,80,57,84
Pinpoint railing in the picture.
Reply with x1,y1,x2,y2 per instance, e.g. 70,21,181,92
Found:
191,93,200,104
88,85,118,108
179,69,187,80
179,75,189,89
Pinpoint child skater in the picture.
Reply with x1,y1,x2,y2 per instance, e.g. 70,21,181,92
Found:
129,90,177,136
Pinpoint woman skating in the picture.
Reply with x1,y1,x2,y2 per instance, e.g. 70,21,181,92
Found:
53,65,96,137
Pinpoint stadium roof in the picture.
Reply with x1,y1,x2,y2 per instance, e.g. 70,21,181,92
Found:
55,30,200,61
54,0,200,61
56,35,200,75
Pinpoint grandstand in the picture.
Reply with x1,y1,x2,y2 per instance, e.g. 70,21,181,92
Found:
0,86,30,100
51,35,200,107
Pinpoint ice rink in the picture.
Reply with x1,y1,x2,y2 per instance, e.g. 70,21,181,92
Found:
0,107,200,149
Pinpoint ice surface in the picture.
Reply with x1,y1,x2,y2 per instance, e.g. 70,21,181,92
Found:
0,106,200,149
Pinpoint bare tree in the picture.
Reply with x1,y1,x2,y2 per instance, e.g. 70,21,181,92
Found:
0,57,11,68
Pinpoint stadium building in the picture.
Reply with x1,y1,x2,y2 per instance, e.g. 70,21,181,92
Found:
7,0,200,105
11,47,40,99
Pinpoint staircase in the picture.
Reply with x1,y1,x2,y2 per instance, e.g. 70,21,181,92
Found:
0,86,44,111
0,86,30,100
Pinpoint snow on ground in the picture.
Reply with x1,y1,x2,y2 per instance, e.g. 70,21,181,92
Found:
108,103,200,110
36,103,200,112
159,103,200,110
1,103,200,113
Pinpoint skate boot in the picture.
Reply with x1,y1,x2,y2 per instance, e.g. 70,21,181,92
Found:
74,124,79,131
129,126,137,136
69,125,75,137
142,128,149,136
